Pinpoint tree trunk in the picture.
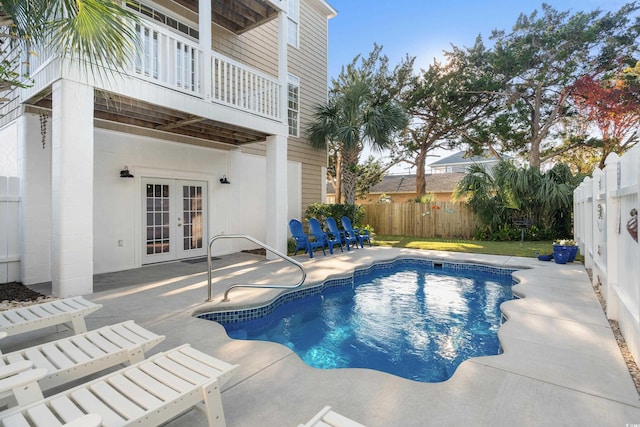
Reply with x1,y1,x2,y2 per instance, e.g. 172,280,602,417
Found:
341,148,360,204
415,148,427,197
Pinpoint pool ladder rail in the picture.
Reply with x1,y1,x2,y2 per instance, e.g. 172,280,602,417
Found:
207,234,307,302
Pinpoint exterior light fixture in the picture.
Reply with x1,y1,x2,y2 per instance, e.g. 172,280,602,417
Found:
219,175,230,184
120,166,134,178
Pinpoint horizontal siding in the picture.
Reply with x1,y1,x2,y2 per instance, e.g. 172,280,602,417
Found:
213,21,279,77
287,0,330,211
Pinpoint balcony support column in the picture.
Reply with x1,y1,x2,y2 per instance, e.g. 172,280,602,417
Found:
50,79,94,297
199,0,212,100
266,134,288,258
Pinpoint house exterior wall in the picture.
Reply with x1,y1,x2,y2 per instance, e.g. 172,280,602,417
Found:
6,0,332,290
287,0,329,214
15,122,302,280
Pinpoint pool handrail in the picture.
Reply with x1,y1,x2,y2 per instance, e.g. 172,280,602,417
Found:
207,234,307,302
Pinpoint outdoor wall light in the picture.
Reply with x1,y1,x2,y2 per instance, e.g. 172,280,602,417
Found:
120,166,134,178
219,175,230,184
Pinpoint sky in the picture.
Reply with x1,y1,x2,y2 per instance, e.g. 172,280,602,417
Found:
325,0,631,173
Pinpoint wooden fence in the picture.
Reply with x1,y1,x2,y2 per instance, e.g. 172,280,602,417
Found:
0,177,20,284
363,202,477,238
574,145,640,365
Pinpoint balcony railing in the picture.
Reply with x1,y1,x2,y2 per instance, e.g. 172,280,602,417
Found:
4,18,282,123
211,53,280,120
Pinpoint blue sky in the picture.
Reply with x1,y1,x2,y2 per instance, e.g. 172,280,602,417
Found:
327,0,630,80
325,0,630,172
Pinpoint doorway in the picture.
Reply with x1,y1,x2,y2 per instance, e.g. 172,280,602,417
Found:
142,178,208,264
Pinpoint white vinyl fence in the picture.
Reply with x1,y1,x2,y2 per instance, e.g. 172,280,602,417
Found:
0,177,20,284
574,145,640,364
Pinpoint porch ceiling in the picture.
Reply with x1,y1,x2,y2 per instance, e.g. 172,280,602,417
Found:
27,91,269,147
173,0,280,34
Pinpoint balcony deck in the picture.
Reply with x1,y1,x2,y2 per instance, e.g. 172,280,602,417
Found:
1,17,284,145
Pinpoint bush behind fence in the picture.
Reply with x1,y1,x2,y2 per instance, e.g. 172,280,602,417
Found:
363,202,477,238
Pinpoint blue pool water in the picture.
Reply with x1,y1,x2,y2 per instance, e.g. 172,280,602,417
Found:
221,262,514,382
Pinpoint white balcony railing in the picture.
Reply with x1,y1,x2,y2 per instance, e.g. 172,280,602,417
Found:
5,18,282,123
133,20,202,96
211,52,281,120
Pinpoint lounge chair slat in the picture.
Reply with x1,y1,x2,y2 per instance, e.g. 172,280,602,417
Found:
110,323,148,346
71,387,125,427
139,360,194,392
41,344,75,370
89,381,145,420
99,328,134,349
22,349,56,372
70,335,107,358
3,311,27,325
123,321,158,342
36,303,64,316
179,345,237,372
155,357,208,384
124,368,179,401
24,305,53,319
1,412,32,427
5,353,27,366
0,315,12,327
14,309,38,322
84,332,120,353
107,373,164,410
56,298,85,310
49,395,88,423
25,404,64,427
56,340,92,364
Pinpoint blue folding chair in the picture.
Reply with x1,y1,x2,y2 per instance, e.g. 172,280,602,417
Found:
326,217,351,251
289,218,326,258
309,217,343,254
341,216,371,248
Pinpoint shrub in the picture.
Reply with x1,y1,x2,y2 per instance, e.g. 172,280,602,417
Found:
304,203,366,228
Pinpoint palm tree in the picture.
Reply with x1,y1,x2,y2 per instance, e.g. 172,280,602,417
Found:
1,0,138,91
308,75,407,204
455,160,577,238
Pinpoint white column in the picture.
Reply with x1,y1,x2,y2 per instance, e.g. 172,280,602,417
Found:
51,79,94,296
264,8,289,258
199,0,212,100
266,134,288,256
19,113,52,285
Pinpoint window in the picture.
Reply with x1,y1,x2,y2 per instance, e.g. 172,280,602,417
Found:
127,0,199,40
288,74,300,137
287,0,299,48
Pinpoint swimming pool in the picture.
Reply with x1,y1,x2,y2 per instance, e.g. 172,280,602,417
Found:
201,259,515,382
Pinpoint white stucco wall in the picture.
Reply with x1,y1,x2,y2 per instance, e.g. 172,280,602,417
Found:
17,121,302,281
92,128,302,275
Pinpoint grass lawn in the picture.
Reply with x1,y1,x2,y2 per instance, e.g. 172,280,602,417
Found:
372,235,555,258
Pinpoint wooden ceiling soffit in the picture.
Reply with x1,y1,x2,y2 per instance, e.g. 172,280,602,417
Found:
172,0,278,34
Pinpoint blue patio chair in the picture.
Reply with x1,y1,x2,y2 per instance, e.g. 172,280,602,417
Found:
309,217,343,254
341,216,371,248
289,218,326,258
326,217,351,251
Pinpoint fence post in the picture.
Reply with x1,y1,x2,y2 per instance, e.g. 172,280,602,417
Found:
604,153,620,319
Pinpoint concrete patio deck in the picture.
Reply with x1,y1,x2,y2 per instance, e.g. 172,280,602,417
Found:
4,247,640,426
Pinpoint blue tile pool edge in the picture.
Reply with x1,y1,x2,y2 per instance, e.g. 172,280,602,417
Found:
196,257,521,325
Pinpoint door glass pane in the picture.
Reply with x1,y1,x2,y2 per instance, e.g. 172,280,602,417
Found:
182,185,203,250
146,184,171,255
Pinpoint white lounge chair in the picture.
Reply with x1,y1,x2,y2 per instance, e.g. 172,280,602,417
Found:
299,406,366,427
0,344,239,427
0,320,165,407
0,297,102,338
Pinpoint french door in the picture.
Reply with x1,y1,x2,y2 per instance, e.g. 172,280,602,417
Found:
142,178,208,264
